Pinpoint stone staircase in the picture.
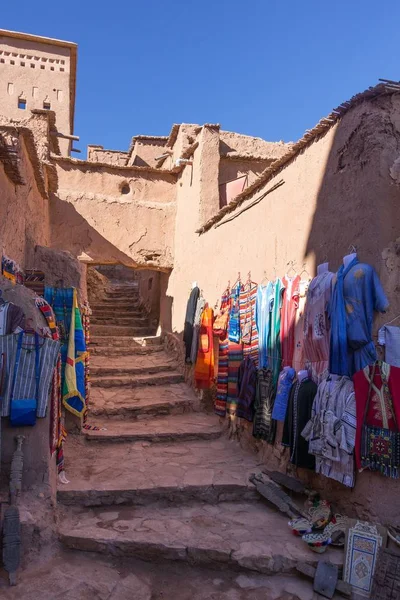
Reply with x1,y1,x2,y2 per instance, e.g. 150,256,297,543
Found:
56,282,343,585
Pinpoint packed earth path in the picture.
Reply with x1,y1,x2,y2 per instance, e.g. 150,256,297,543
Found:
3,283,343,599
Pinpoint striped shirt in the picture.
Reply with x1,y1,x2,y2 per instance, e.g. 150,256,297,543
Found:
0,333,60,417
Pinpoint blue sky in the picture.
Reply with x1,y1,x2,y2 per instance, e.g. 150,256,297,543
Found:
2,1,400,155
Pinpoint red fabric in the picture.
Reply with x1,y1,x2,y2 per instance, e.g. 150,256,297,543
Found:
280,275,300,368
353,363,400,469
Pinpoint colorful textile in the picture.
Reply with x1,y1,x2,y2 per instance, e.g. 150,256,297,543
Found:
237,356,257,421
0,302,25,335
81,302,93,429
271,366,295,421
44,287,87,417
253,368,275,442
303,271,334,383
1,255,16,284
226,338,243,416
183,287,200,363
0,333,60,417
282,377,317,469
302,375,357,487
381,325,400,368
353,361,400,476
228,283,242,343
194,307,215,389
239,282,259,366
190,296,206,365
215,335,229,416
280,275,300,368
268,278,285,388
329,260,388,376
36,298,58,340
50,357,61,456
24,270,45,297
256,282,274,369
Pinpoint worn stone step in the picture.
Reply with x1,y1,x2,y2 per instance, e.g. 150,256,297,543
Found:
57,437,259,507
91,309,144,318
91,301,141,309
59,502,343,574
91,317,149,327
90,354,176,377
91,371,184,388
91,325,153,337
104,292,139,300
89,383,196,419
84,414,222,443
89,335,162,349
89,345,164,357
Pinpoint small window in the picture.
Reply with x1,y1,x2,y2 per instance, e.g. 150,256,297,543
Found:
20,61,25,67
43,101,51,110
18,99,26,110
60,67,65,72
50,66,54,71
40,65,45,70
10,60,15,65
61,60,65,65
30,63,35,68
0,58,5,64
121,183,130,195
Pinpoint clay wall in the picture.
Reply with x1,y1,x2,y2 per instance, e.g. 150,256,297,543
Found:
219,158,268,188
220,130,290,159
0,134,50,267
165,94,400,524
0,32,74,155
87,145,128,166
50,158,176,270
129,139,168,168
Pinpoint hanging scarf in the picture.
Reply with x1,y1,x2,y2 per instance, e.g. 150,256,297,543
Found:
329,257,359,376
194,307,215,389
63,289,87,417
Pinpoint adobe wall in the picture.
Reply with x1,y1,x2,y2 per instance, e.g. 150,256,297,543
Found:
219,157,268,186
166,94,400,524
87,145,128,166
50,157,176,269
0,134,50,267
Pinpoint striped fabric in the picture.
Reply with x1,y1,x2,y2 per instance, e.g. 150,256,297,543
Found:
215,335,229,416
0,333,60,417
226,339,243,416
237,356,257,421
239,282,259,366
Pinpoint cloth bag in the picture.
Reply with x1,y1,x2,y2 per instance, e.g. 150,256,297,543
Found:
10,332,39,427
361,362,400,478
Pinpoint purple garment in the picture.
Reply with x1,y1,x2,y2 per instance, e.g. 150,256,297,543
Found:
272,366,296,421
237,357,257,422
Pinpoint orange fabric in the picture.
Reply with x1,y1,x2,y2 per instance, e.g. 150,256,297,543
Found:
194,307,215,389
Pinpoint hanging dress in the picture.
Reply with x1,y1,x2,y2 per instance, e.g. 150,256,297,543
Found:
268,278,285,388
183,287,200,363
256,282,274,369
292,279,310,372
280,275,300,368
226,282,244,417
214,289,231,417
194,307,215,389
239,281,259,366
303,271,334,384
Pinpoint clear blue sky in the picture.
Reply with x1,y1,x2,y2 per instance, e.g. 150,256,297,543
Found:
2,1,400,155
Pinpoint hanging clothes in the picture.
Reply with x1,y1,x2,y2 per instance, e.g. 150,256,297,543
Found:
0,332,60,418
303,271,334,384
271,366,296,422
183,286,200,363
228,282,242,343
302,376,356,487
253,368,276,442
190,295,206,365
214,289,231,417
256,282,274,369
0,302,25,335
353,362,400,475
237,356,257,422
380,325,400,368
329,260,388,376
215,336,229,417
292,279,310,372
268,278,285,388
194,307,215,389
239,281,259,366
226,338,243,417
280,275,300,368
282,377,317,469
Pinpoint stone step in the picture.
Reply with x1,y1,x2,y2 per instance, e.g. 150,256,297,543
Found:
91,309,145,318
89,383,196,419
91,301,141,309
89,345,164,357
104,292,139,300
84,414,222,443
90,354,176,377
57,437,259,507
91,325,153,337
90,335,162,348
91,316,149,327
91,371,184,388
59,502,343,574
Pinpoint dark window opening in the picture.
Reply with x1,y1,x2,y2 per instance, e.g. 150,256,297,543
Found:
121,183,130,195
50,66,54,71
30,63,35,68
20,61,25,67
40,65,45,70
148,277,153,291
43,101,51,110
18,99,26,110
10,60,15,65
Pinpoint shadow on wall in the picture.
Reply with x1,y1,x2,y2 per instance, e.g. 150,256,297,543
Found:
285,93,400,523
49,193,139,267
